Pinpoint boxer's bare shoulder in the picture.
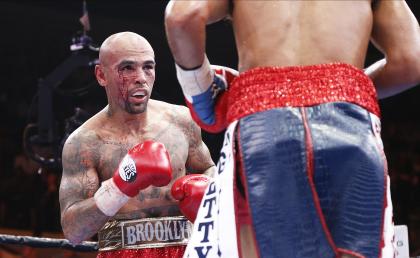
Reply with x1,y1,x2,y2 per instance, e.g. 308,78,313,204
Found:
148,99,203,145
60,121,102,207
148,99,214,174
232,0,374,70
61,111,114,176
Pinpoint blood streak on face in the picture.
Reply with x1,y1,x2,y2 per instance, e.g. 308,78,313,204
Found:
117,67,130,103
114,59,154,114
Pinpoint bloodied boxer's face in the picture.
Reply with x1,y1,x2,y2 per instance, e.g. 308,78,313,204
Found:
96,32,156,114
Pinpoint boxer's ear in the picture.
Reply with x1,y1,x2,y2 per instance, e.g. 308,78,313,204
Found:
95,64,106,87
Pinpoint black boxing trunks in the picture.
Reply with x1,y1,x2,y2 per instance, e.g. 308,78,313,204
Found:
185,63,394,258
96,216,191,258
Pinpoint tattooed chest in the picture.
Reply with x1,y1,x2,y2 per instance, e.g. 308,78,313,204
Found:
95,139,188,219
96,137,189,180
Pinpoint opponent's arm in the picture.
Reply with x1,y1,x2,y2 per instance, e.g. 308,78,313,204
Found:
59,133,107,244
165,0,230,69
165,0,237,133
366,0,420,99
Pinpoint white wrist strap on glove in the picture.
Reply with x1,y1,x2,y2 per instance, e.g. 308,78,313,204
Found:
175,55,214,99
94,178,129,217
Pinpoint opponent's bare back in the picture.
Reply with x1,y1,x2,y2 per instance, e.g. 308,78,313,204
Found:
232,1,373,71
166,0,419,97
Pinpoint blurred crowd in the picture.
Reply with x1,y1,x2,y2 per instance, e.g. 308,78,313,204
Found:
0,148,60,235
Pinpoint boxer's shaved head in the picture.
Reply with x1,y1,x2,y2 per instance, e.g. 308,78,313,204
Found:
99,31,154,67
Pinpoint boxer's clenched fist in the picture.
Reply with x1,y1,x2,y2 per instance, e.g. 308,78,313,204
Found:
171,174,210,222
175,56,238,133
94,141,172,217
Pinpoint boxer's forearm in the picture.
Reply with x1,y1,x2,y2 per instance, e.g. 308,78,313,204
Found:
165,1,206,69
365,57,420,99
61,198,109,244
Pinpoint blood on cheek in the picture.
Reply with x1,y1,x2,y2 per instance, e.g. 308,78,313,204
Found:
116,70,136,101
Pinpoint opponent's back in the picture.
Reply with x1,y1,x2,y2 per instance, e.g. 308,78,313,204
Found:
232,0,373,72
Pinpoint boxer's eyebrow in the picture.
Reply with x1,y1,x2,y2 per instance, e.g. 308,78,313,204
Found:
117,59,155,69
117,60,137,68
143,60,156,66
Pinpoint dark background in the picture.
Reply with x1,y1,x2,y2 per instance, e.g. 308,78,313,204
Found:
0,0,418,256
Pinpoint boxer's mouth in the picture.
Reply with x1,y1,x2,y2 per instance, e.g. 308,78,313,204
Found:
132,88,147,96
130,89,148,101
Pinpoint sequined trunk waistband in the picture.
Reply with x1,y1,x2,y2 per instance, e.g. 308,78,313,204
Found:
97,216,192,251
227,63,380,123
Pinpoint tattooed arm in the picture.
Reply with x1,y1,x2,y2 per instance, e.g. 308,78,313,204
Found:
184,111,216,177
59,131,108,244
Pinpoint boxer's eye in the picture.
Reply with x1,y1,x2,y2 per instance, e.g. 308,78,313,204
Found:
118,64,138,77
121,65,135,71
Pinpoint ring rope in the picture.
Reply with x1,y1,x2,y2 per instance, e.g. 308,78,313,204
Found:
0,234,98,252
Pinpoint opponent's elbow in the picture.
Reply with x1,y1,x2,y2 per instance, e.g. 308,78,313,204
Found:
408,47,420,85
400,52,420,86
388,48,420,86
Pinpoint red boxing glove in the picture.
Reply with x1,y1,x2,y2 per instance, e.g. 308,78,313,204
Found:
94,141,172,217
171,174,211,222
175,56,238,133
113,141,172,197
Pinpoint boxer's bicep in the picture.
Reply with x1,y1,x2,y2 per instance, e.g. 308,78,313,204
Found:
188,141,215,177
186,119,215,176
59,135,100,215
166,0,229,24
59,134,109,244
371,1,420,60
